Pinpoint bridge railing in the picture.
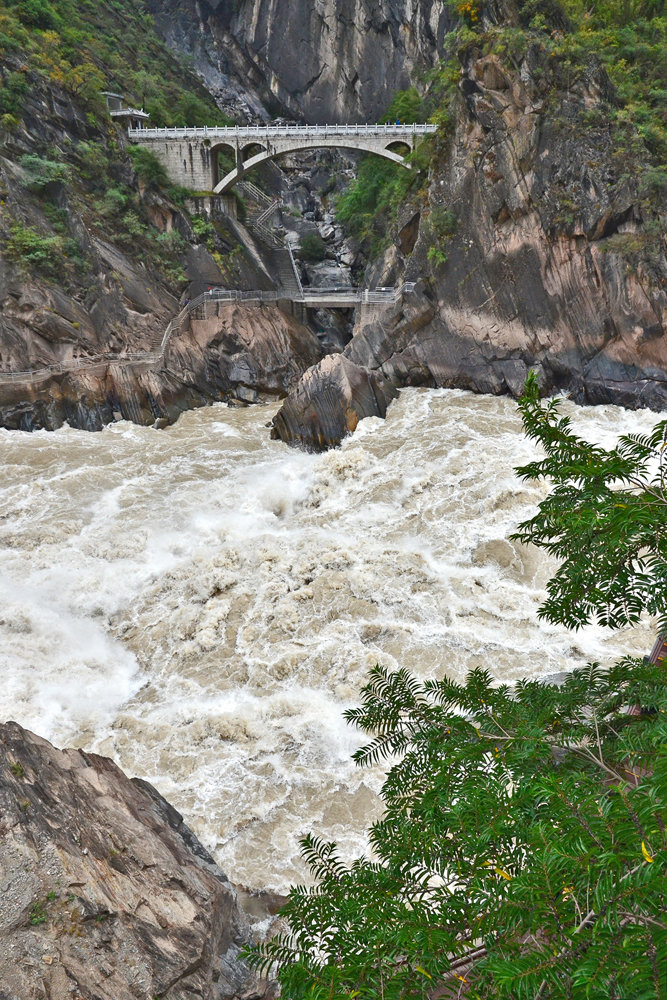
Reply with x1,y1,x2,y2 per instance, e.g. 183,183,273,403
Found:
129,123,438,141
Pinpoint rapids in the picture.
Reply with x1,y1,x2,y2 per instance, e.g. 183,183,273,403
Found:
0,388,658,892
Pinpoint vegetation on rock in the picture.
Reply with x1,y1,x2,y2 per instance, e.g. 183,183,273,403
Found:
0,0,249,299
0,0,227,127
299,231,328,263
336,0,666,258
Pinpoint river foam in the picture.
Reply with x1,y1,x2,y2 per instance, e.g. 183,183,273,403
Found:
0,389,658,890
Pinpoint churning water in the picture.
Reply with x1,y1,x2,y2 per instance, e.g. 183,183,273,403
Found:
0,389,658,891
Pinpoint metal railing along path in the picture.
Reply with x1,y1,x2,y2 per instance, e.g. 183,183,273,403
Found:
238,180,273,206
129,123,438,141
0,285,415,385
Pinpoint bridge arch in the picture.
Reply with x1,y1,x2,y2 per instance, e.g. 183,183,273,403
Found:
209,141,238,191
213,139,409,194
127,124,437,195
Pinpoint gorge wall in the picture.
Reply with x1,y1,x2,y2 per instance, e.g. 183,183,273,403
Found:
147,0,453,123
265,24,667,449
1,0,665,439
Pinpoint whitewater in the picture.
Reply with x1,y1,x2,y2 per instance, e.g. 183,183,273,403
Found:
0,388,658,892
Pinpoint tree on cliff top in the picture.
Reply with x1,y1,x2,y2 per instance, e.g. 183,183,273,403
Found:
248,379,667,1000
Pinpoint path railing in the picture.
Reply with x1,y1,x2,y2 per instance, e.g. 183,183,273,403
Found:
0,285,415,386
238,180,272,206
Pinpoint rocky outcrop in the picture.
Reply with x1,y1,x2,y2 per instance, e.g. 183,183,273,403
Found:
148,0,452,123
380,48,667,410
0,302,324,430
271,353,397,450
0,721,273,1000
269,42,666,451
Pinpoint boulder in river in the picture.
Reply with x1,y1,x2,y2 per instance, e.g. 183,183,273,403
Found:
271,353,398,451
0,722,274,1000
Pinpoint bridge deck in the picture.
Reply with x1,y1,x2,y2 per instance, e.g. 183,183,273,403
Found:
128,123,437,141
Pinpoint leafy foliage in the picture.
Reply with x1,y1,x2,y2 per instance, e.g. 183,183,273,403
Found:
512,372,667,633
19,153,71,191
128,145,169,188
0,0,226,128
298,231,328,263
249,661,666,999
248,379,667,999
5,221,66,275
336,148,428,256
381,87,425,124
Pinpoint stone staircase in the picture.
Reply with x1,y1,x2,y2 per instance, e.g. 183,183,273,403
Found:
237,181,302,294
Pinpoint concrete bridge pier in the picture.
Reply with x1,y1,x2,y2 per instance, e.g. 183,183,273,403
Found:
140,138,214,191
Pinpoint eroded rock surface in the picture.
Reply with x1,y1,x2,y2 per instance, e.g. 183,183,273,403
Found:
0,722,273,1000
271,353,397,450
0,302,324,431
148,0,453,123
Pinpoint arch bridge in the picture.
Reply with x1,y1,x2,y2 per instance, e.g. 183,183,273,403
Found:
127,123,437,193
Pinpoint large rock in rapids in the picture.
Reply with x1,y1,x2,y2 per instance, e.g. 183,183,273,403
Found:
271,353,397,450
0,722,273,1000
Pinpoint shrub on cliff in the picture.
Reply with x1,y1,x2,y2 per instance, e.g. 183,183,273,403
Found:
19,153,71,192
248,378,667,999
128,145,169,188
298,232,328,263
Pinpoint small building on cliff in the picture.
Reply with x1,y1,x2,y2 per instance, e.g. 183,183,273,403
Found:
102,91,150,130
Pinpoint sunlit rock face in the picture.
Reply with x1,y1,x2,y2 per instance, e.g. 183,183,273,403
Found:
148,0,453,122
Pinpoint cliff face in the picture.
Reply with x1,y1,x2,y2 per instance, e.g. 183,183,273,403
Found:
349,52,667,400
271,45,667,450
370,48,667,409
148,0,452,123
0,721,272,1000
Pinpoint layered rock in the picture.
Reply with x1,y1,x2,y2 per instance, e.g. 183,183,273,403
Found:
0,301,324,430
148,0,453,123
0,721,273,1000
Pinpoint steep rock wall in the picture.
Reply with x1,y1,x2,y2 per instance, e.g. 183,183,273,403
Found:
381,49,667,409
148,0,453,123
272,47,667,450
